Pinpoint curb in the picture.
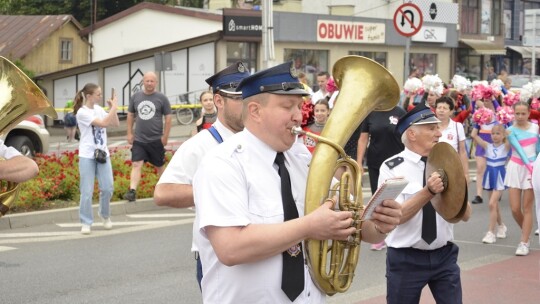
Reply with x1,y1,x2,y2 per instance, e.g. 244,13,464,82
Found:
0,198,165,231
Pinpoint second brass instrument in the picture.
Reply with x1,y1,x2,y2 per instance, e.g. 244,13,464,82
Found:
293,56,400,294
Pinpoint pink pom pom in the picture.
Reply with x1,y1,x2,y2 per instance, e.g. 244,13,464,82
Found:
326,77,337,95
503,92,520,106
472,107,494,125
496,106,514,125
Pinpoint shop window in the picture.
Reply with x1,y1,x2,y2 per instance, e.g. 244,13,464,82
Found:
456,49,482,81
284,49,329,89
408,53,437,78
59,38,73,63
462,0,502,35
492,0,502,36
226,42,257,73
461,0,479,34
348,51,387,67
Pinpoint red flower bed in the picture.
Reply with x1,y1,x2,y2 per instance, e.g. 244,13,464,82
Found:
10,149,173,213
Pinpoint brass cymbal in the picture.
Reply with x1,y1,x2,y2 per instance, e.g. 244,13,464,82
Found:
425,142,468,222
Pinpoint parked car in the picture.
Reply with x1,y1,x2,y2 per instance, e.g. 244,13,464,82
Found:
1,115,50,157
508,74,540,89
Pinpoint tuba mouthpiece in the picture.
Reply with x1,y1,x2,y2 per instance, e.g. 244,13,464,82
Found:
291,126,304,135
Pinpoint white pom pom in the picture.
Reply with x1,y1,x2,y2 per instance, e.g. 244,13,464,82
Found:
422,74,444,96
451,75,471,92
520,82,533,102
404,77,423,94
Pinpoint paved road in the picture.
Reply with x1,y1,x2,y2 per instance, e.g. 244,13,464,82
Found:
1,179,539,303
1,123,535,303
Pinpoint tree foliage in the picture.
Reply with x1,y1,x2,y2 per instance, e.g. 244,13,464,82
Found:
0,0,181,27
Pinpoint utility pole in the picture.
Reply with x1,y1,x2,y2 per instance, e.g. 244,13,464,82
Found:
262,0,275,69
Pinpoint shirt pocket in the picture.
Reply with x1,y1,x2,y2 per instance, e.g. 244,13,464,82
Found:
399,181,423,202
247,199,284,224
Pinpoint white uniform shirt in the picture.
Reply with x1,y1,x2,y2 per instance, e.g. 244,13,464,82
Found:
311,89,328,104
379,148,454,250
76,105,109,158
439,120,465,152
0,140,22,159
157,119,234,252
193,129,325,304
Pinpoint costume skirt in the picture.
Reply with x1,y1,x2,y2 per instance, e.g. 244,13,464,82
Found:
483,165,506,191
504,161,533,189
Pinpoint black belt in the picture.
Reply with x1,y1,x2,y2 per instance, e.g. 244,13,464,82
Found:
391,242,453,252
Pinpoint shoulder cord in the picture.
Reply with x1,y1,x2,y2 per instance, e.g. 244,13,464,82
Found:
207,126,223,144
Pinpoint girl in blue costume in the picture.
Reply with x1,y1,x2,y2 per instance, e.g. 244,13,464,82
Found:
472,124,510,244
505,101,540,256
470,97,500,204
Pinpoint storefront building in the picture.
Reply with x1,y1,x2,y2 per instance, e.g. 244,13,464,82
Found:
219,8,458,88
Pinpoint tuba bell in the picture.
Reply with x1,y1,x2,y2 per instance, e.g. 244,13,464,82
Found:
0,56,57,217
293,56,400,294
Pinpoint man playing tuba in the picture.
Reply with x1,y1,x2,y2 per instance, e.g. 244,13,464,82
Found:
192,61,402,303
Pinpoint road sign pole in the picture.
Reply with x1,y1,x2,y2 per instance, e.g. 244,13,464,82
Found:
405,38,411,80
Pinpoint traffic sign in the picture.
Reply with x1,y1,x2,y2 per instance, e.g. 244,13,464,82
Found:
393,3,423,37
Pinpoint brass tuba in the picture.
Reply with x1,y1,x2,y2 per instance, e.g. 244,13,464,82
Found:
0,56,57,217
293,56,400,294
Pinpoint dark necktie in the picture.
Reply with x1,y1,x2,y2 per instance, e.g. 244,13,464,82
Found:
420,156,437,244
274,152,304,301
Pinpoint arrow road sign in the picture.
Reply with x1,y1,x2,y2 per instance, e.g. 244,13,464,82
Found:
393,3,423,37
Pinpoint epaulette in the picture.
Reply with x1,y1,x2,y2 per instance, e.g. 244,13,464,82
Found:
385,156,404,169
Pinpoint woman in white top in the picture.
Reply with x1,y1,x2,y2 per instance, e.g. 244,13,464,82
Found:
435,96,469,182
73,83,119,235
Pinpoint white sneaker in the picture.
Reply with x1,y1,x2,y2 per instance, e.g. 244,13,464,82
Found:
535,229,539,236
496,224,507,239
81,224,91,235
102,218,113,230
515,242,530,256
482,231,496,244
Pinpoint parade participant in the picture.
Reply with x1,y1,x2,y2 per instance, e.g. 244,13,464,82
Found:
470,83,499,205
74,83,119,234
505,101,539,256
435,96,469,183
153,62,250,289
193,90,217,135
401,77,424,111
379,103,471,304
471,124,510,244
357,105,405,251
124,71,172,202
193,61,402,303
302,99,330,154
421,74,444,110
449,74,472,124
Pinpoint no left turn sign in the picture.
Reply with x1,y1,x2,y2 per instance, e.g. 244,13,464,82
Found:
393,3,423,37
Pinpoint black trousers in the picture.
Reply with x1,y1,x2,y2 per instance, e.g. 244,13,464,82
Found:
386,242,462,304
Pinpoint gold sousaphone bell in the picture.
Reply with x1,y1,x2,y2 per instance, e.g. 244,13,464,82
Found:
425,142,468,223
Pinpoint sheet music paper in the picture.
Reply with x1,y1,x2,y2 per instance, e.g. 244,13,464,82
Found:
361,177,409,221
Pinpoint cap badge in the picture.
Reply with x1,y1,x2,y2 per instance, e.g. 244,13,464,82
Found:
238,63,245,73
290,66,298,78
